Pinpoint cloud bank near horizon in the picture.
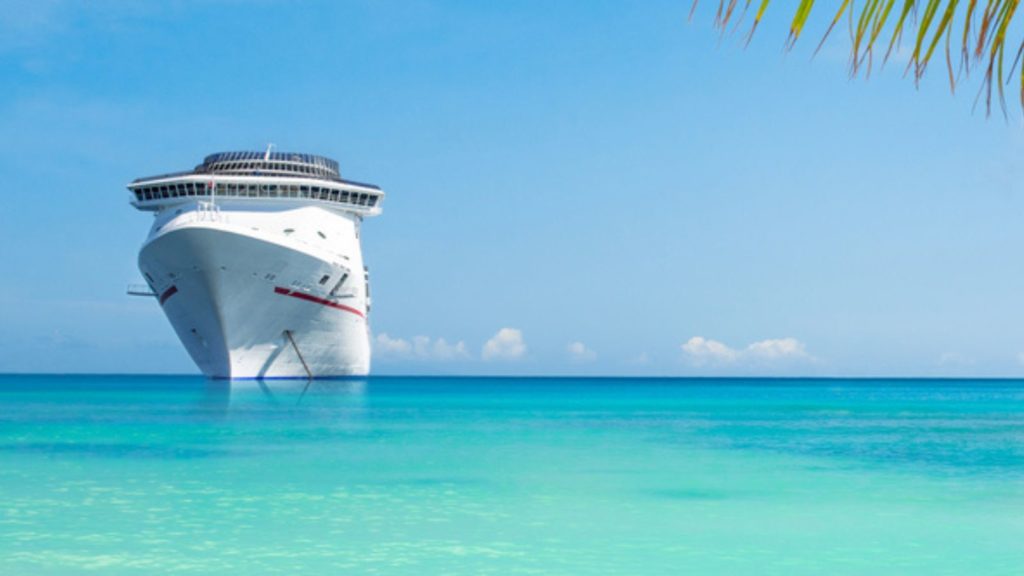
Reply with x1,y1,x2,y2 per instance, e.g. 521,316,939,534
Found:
374,328,529,363
680,336,812,366
373,331,815,370
482,328,527,361
567,341,596,362
374,333,469,361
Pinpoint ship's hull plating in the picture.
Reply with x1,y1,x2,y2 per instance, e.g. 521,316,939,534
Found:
140,219,370,379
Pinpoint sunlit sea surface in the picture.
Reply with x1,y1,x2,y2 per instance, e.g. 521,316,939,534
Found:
1,375,1023,575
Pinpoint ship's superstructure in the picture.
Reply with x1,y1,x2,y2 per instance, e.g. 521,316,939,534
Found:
129,150,383,379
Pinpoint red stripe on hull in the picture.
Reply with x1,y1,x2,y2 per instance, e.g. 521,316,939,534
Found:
159,285,178,305
273,286,365,319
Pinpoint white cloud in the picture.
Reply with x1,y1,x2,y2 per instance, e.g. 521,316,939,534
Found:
745,338,808,360
412,335,468,360
374,333,468,360
482,328,526,361
681,336,811,366
681,337,739,363
375,333,412,355
566,341,596,362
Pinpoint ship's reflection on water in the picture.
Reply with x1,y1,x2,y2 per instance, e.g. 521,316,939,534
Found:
199,378,367,419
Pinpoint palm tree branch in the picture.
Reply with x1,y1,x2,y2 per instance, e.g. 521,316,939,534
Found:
695,0,1024,115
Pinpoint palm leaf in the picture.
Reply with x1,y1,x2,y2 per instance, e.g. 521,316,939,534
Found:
696,0,1024,115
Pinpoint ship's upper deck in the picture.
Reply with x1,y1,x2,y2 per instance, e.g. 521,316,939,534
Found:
200,151,342,180
128,150,384,215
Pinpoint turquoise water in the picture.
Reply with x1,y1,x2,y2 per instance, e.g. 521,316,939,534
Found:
1,376,1022,574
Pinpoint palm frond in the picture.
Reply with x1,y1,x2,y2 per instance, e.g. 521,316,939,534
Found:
695,0,1024,115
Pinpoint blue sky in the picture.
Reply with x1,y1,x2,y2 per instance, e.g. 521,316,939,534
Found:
2,1,1024,376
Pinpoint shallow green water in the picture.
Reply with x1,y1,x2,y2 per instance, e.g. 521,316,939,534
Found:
1,375,1022,574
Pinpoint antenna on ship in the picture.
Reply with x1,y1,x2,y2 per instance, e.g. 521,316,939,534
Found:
264,143,275,161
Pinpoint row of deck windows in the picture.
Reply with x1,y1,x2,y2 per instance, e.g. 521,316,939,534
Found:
206,160,332,176
132,182,379,208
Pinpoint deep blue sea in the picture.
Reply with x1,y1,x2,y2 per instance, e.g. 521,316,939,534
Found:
1,375,1022,574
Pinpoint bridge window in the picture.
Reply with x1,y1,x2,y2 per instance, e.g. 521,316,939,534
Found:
133,178,377,207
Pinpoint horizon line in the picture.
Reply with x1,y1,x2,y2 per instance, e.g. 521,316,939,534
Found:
2,372,1024,382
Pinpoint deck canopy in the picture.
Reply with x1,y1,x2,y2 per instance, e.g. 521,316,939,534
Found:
199,151,341,181
131,151,381,190
127,151,384,215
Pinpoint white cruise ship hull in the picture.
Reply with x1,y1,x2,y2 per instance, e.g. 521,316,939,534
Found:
139,213,370,379
128,150,383,379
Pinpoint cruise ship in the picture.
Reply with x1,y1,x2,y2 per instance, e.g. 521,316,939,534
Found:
128,150,384,379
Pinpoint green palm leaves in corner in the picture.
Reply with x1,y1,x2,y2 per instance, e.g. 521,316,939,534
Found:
694,1,1023,115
